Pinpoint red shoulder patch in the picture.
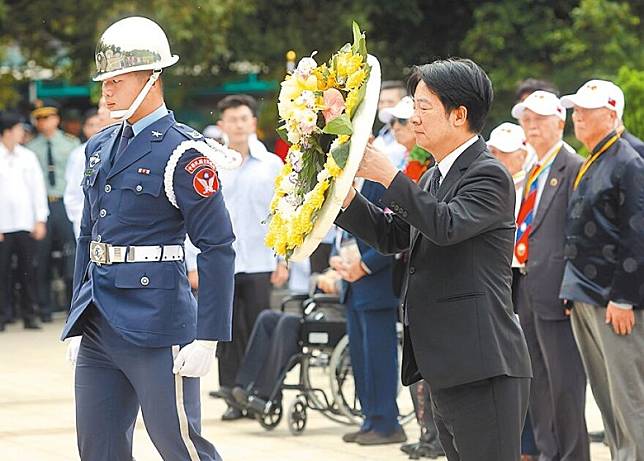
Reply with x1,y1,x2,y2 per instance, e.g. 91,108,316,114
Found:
192,167,219,197
185,156,215,174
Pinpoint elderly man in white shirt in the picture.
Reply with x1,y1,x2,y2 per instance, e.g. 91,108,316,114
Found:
0,112,49,330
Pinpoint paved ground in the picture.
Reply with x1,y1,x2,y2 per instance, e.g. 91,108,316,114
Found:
0,316,611,460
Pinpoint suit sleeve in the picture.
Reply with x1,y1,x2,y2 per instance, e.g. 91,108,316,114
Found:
335,192,411,255
173,150,236,341
609,155,644,305
379,164,514,247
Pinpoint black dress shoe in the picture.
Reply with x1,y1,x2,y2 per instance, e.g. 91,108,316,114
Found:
342,429,366,443
356,427,407,445
221,406,244,421
209,387,233,400
401,440,445,459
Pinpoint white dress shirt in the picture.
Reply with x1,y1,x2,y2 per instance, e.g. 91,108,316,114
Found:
64,141,87,238
0,142,49,234
437,135,479,185
217,143,283,274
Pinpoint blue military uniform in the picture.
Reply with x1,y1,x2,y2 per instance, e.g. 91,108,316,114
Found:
63,108,235,461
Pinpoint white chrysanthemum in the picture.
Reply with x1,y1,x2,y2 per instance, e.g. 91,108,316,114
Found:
295,90,316,109
295,108,318,135
294,55,317,78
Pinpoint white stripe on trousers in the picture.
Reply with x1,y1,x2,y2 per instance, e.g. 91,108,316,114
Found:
172,345,201,461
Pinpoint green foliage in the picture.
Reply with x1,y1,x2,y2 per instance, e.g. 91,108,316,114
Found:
615,66,644,138
323,114,353,136
331,141,351,168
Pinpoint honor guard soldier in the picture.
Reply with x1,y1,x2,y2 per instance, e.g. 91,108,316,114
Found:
61,17,238,461
27,99,80,322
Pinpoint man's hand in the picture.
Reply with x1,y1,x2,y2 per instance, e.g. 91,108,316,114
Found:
337,258,367,283
65,336,82,366
31,222,47,240
271,261,289,287
329,255,344,271
187,270,199,290
317,269,341,294
342,187,357,209
605,302,635,335
356,143,398,187
172,340,217,377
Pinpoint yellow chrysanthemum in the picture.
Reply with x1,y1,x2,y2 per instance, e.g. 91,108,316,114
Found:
336,53,363,79
345,90,360,117
345,68,366,90
325,155,343,177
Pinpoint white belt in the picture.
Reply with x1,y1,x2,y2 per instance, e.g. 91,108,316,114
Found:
90,241,184,265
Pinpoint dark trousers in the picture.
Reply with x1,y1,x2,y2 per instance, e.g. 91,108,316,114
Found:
235,310,301,399
216,272,271,389
516,276,590,461
37,199,75,315
431,375,530,461
409,380,440,444
0,231,39,324
346,305,400,434
76,307,220,461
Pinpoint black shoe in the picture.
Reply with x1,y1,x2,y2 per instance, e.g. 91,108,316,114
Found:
356,427,407,445
40,313,53,323
221,406,244,421
401,441,445,459
24,319,42,330
589,430,605,443
342,429,366,443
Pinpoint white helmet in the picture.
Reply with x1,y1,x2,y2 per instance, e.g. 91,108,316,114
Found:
94,17,178,120
94,16,179,82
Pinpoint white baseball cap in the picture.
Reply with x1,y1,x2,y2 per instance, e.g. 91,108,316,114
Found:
560,79,624,119
487,122,526,153
381,96,414,121
511,90,566,122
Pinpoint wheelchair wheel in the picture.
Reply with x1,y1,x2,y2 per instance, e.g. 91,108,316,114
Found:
329,333,416,426
328,335,363,424
287,396,307,436
257,401,283,431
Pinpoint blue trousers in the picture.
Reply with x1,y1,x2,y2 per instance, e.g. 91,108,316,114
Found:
346,305,400,434
75,308,220,461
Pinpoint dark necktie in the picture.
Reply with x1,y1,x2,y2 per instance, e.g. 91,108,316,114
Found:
112,124,134,168
46,140,55,186
428,167,442,196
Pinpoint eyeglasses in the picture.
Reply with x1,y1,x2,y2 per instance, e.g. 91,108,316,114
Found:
394,118,409,126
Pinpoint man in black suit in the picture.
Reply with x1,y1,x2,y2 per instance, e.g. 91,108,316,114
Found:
511,91,589,461
336,58,532,461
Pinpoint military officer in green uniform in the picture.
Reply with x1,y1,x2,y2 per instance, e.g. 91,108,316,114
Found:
27,100,80,322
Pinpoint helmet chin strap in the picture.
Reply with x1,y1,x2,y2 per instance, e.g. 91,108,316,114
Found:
110,70,162,120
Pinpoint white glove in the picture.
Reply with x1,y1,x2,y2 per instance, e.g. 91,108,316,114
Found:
172,340,217,377
66,336,82,366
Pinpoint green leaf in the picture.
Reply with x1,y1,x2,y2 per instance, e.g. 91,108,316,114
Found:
276,125,289,142
352,21,367,57
331,141,351,169
322,113,353,136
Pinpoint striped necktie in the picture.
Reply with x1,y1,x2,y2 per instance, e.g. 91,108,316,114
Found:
514,163,539,264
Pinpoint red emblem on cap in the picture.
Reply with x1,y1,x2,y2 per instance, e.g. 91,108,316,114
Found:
608,98,616,107
193,167,219,197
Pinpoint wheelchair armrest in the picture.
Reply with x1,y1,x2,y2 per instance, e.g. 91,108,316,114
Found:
280,293,310,312
309,293,341,305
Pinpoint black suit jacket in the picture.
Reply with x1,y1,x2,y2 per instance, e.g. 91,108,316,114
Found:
336,137,532,389
521,144,583,320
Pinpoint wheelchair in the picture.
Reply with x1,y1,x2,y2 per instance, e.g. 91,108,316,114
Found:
239,293,415,436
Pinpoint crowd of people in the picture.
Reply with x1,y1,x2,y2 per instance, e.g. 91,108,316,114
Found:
2,33,643,461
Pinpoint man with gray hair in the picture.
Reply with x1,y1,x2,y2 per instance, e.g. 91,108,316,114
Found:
560,79,644,461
